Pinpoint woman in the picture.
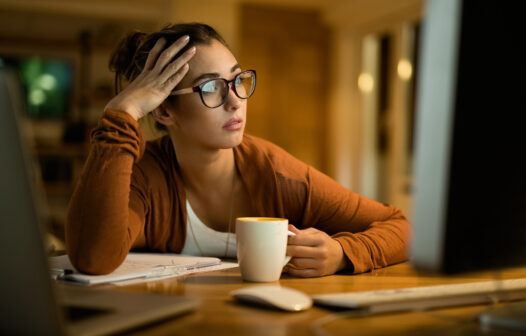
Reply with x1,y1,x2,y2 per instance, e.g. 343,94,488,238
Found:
66,23,410,277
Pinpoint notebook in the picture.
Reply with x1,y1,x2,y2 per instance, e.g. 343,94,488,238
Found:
50,253,222,285
0,67,200,335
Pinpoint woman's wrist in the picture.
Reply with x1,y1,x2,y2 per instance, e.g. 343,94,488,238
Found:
335,240,351,272
105,98,141,121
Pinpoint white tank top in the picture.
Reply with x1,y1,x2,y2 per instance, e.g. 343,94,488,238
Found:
181,200,237,258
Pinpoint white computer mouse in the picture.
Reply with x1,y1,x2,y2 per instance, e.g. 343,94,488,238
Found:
230,285,313,312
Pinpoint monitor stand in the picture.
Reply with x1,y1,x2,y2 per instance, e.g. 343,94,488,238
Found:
479,301,526,332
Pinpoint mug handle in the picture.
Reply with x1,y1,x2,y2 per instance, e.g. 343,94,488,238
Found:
283,231,296,266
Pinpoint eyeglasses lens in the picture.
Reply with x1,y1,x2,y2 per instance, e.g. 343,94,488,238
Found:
234,71,255,99
200,71,255,108
201,80,226,108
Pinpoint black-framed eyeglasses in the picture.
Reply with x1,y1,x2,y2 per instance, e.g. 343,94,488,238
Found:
170,70,256,108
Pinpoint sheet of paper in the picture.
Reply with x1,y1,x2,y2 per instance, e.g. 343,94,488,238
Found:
49,253,225,285
114,261,239,286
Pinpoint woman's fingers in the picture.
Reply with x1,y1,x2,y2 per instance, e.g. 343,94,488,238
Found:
159,46,196,85
288,256,319,269
288,224,301,234
284,266,319,278
285,227,347,277
287,244,324,259
152,35,191,73
105,35,193,121
166,63,190,88
143,38,167,71
288,229,324,247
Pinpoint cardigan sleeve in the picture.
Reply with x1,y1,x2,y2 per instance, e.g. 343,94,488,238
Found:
237,134,410,274
65,109,149,275
297,166,410,273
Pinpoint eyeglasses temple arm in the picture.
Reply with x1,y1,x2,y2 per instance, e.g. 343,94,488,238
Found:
170,87,197,96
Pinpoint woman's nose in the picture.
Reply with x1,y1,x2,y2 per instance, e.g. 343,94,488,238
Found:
223,85,242,111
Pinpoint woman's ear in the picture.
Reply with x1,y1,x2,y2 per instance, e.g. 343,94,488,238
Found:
151,103,175,126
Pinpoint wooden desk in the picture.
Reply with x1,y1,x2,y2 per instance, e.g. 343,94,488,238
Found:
115,262,526,336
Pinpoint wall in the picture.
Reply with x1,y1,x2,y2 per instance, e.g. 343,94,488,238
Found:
238,4,330,171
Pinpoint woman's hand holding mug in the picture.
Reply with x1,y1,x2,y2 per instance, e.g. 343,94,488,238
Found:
284,224,350,277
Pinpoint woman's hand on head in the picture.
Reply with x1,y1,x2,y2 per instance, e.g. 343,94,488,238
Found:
105,36,196,121
284,224,350,277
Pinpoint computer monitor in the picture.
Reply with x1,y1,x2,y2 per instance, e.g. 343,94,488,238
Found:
410,0,526,274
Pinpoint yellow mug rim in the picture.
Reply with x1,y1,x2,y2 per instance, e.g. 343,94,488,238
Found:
236,217,287,222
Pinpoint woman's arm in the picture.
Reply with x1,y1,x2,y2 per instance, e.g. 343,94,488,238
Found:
65,110,148,275
285,165,410,276
66,36,194,275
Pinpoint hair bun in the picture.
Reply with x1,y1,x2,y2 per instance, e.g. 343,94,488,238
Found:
109,31,146,81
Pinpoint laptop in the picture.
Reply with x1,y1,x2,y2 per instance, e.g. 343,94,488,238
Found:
0,68,200,335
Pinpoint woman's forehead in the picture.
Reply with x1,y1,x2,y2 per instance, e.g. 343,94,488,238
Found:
185,40,238,81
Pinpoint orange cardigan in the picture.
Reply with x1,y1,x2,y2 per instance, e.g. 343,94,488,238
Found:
66,109,410,275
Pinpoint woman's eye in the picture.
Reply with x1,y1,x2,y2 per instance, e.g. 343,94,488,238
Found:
201,81,217,93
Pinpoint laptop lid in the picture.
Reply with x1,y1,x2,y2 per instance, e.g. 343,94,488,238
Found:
0,68,65,334
0,67,200,336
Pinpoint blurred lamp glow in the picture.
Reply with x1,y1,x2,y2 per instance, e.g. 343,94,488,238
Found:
358,73,374,93
397,59,413,80
38,73,57,90
29,89,46,105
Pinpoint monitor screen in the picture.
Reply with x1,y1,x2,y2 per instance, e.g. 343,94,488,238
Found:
0,55,73,120
410,0,526,274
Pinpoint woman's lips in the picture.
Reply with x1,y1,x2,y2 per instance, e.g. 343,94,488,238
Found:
222,118,243,131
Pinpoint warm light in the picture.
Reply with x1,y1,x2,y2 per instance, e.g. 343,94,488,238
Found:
38,73,57,90
29,89,46,105
397,59,413,80
358,73,374,93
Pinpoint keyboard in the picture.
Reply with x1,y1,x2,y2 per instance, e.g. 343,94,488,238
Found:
311,278,526,314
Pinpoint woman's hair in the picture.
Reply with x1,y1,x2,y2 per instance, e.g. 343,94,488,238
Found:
110,22,227,94
108,23,228,130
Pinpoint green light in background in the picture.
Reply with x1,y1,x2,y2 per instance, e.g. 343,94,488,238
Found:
29,88,46,105
0,55,72,119
20,57,42,85
37,73,57,90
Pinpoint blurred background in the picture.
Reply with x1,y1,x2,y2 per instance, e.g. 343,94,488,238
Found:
0,0,423,248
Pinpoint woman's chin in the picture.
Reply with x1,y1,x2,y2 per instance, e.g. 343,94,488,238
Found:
219,131,244,149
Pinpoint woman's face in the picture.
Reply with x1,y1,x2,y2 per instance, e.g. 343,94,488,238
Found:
167,39,247,150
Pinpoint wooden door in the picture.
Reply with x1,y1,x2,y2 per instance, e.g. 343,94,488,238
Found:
238,5,330,172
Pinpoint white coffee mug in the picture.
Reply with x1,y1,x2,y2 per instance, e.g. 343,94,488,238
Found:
236,217,293,282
